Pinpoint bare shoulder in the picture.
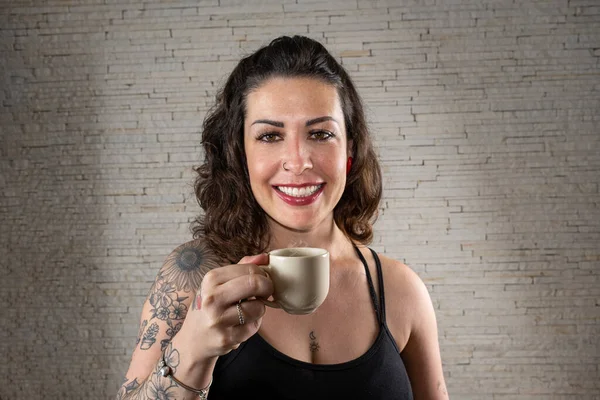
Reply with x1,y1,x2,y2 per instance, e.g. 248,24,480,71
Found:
374,253,434,348
376,252,429,306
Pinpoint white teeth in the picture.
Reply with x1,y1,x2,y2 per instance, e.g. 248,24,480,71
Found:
277,185,322,198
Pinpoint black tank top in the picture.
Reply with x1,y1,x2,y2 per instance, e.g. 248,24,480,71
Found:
207,247,414,399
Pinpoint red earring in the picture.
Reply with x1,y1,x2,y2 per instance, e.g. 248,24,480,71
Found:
346,157,353,175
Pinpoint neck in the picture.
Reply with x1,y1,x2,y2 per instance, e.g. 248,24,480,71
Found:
266,217,352,258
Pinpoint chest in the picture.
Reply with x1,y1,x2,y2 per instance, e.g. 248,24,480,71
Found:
258,269,382,365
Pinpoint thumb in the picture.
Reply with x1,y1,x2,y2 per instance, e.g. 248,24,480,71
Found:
238,252,269,266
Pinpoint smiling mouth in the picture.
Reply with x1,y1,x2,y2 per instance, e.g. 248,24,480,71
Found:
275,184,324,198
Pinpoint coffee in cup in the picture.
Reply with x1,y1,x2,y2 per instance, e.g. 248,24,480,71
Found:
260,247,330,315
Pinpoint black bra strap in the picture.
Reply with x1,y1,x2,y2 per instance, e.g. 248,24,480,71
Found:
353,244,382,325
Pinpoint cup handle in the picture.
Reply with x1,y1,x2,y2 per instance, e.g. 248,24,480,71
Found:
258,265,280,309
259,298,281,309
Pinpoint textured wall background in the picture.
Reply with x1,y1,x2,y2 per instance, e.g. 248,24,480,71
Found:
1,0,599,399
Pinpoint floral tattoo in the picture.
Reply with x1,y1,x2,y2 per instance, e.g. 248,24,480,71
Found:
137,241,220,351
115,378,140,400
149,279,189,322
137,278,188,351
148,342,180,398
116,343,182,399
161,320,183,351
118,243,221,398
160,241,219,292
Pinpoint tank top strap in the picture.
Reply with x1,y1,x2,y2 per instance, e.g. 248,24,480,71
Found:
368,248,386,324
353,244,382,325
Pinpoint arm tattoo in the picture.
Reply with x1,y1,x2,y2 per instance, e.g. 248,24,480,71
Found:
140,323,159,350
160,241,220,292
309,330,320,353
135,320,147,346
143,241,221,325
145,241,222,328
118,242,221,399
160,320,183,351
124,379,140,392
148,278,188,325
115,343,182,399
151,343,180,397
115,378,140,400
147,342,180,398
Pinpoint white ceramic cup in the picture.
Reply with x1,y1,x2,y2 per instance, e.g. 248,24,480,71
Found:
260,247,330,315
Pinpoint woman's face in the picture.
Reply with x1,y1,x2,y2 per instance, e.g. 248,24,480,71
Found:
244,77,351,233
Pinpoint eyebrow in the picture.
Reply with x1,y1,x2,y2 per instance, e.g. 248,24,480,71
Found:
251,116,338,127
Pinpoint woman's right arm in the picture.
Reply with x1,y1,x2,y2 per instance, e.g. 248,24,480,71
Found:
115,241,273,399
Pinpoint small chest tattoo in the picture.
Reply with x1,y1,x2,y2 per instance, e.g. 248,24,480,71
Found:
309,330,320,353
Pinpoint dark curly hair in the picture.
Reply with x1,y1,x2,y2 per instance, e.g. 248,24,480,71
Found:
191,35,382,263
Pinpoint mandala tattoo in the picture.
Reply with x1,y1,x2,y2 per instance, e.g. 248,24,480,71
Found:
160,241,220,293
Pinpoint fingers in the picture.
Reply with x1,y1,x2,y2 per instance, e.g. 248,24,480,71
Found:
232,299,266,326
229,299,266,339
210,300,265,354
212,272,274,306
198,254,274,314
203,259,268,287
238,252,269,266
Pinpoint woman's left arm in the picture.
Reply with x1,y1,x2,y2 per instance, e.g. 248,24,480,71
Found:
384,259,449,400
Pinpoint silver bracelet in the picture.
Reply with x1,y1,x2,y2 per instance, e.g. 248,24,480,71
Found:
158,350,212,400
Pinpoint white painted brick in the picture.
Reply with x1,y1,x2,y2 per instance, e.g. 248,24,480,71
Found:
2,2,599,399
284,0,358,12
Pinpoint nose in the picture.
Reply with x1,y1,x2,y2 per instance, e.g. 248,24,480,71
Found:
282,135,312,175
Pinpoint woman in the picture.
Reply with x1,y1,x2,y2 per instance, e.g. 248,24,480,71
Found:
117,35,448,400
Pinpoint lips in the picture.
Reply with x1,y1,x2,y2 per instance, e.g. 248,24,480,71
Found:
273,183,325,206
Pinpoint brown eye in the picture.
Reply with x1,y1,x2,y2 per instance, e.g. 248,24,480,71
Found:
310,130,334,141
257,132,282,142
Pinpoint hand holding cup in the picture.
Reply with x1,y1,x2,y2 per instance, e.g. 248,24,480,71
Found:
179,253,274,358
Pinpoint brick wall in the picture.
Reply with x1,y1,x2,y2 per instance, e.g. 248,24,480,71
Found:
1,1,598,399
